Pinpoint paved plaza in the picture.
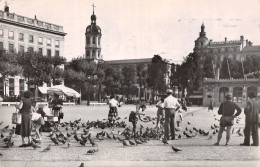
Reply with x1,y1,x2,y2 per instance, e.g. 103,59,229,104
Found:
0,105,259,167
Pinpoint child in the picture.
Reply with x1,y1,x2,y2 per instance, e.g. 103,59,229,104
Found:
155,98,164,128
129,104,146,138
31,104,45,141
108,95,119,127
175,110,183,129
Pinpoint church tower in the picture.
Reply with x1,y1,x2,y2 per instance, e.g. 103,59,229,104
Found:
85,4,102,63
194,23,209,52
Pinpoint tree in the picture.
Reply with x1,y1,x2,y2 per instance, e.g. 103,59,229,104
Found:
147,55,168,103
136,64,148,100
122,65,136,104
103,65,123,96
49,55,66,85
0,50,23,96
203,54,215,79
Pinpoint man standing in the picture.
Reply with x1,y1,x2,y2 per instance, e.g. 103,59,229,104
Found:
214,94,242,146
240,93,259,146
164,89,181,140
108,95,119,127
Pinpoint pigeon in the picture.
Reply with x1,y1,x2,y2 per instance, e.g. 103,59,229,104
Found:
1,133,4,138
117,137,123,142
238,131,243,137
87,149,98,154
80,140,86,146
178,134,181,139
112,134,117,140
0,153,3,156
134,139,143,145
207,135,213,140
31,141,41,149
4,125,9,129
128,140,136,146
42,144,51,152
67,141,71,147
51,137,59,145
32,138,41,144
79,163,84,167
187,122,191,125
0,121,3,125
74,135,82,142
88,136,97,147
122,140,128,146
106,133,112,139
236,128,241,134
162,138,169,145
172,146,182,152
185,133,192,138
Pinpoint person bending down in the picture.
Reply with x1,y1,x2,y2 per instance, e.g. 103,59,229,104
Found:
129,104,146,138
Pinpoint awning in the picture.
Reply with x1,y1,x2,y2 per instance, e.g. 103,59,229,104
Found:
188,95,203,98
38,87,48,94
47,85,81,98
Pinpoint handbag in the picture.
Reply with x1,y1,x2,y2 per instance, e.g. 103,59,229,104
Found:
31,112,41,121
12,109,21,125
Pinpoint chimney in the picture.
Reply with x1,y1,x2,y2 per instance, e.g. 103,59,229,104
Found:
246,40,248,46
240,36,244,48
225,37,227,42
4,1,9,13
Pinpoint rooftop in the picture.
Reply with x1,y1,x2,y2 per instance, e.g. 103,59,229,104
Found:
0,10,66,36
106,58,152,65
241,45,260,53
208,40,241,47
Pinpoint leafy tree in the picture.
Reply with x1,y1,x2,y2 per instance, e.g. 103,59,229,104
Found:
203,54,215,78
122,65,136,104
103,65,123,96
137,64,148,100
0,50,23,96
49,55,66,85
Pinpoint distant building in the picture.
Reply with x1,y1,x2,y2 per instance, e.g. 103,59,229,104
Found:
0,4,66,97
193,23,260,106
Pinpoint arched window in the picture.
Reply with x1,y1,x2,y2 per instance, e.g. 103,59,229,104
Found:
247,86,257,98
92,50,96,58
233,87,243,103
92,36,96,44
86,50,90,58
87,37,90,44
98,50,100,58
98,37,100,45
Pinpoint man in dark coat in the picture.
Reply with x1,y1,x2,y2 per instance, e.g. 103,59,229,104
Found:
240,93,259,146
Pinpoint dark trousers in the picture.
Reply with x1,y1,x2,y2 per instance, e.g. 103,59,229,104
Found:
244,122,259,146
132,121,137,137
164,108,175,140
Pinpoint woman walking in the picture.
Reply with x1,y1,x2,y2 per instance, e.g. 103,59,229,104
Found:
15,91,33,147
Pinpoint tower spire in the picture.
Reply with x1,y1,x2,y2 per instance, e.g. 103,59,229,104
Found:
92,3,96,15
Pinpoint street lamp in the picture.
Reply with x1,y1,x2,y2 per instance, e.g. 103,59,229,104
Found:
87,76,91,106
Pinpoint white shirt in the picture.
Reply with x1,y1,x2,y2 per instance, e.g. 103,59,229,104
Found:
156,101,164,109
175,112,183,122
164,95,180,109
109,98,118,107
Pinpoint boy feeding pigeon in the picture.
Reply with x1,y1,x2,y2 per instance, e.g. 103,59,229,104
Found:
129,104,146,138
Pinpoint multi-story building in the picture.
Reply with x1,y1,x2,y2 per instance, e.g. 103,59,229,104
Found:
0,4,66,97
194,24,260,106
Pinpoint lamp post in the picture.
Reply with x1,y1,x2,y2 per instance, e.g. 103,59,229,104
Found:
87,76,91,106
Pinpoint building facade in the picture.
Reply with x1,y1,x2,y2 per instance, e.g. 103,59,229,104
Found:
85,6,102,63
0,4,66,97
195,23,260,106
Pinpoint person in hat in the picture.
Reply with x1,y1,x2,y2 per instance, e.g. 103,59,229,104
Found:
214,94,242,146
240,93,259,146
163,89,181,140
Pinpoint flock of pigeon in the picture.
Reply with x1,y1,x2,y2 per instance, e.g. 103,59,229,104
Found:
0,109,245,160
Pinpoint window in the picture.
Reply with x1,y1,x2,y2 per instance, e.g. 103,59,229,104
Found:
92,36,96,44
87,37,90,44
28,47,34,52
92,50,96,57
38,37,43,44
0,42,3,50
200,42,203,46
55,50,59,56
19,79,24,96
9,43,14,52
87,50,90,58
38,48,42,55
47,39,51,46
0,29,3,37
98,37,100,45
47,49,51,56
233,87,243,103
19,33,24,41
55,40,59,48
8,31,14,39
19,45,24,52
29,35,34,43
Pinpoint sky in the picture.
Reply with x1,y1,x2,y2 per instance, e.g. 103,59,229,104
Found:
2,0,260,63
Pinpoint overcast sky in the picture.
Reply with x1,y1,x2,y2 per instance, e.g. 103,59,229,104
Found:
3,0,260,63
